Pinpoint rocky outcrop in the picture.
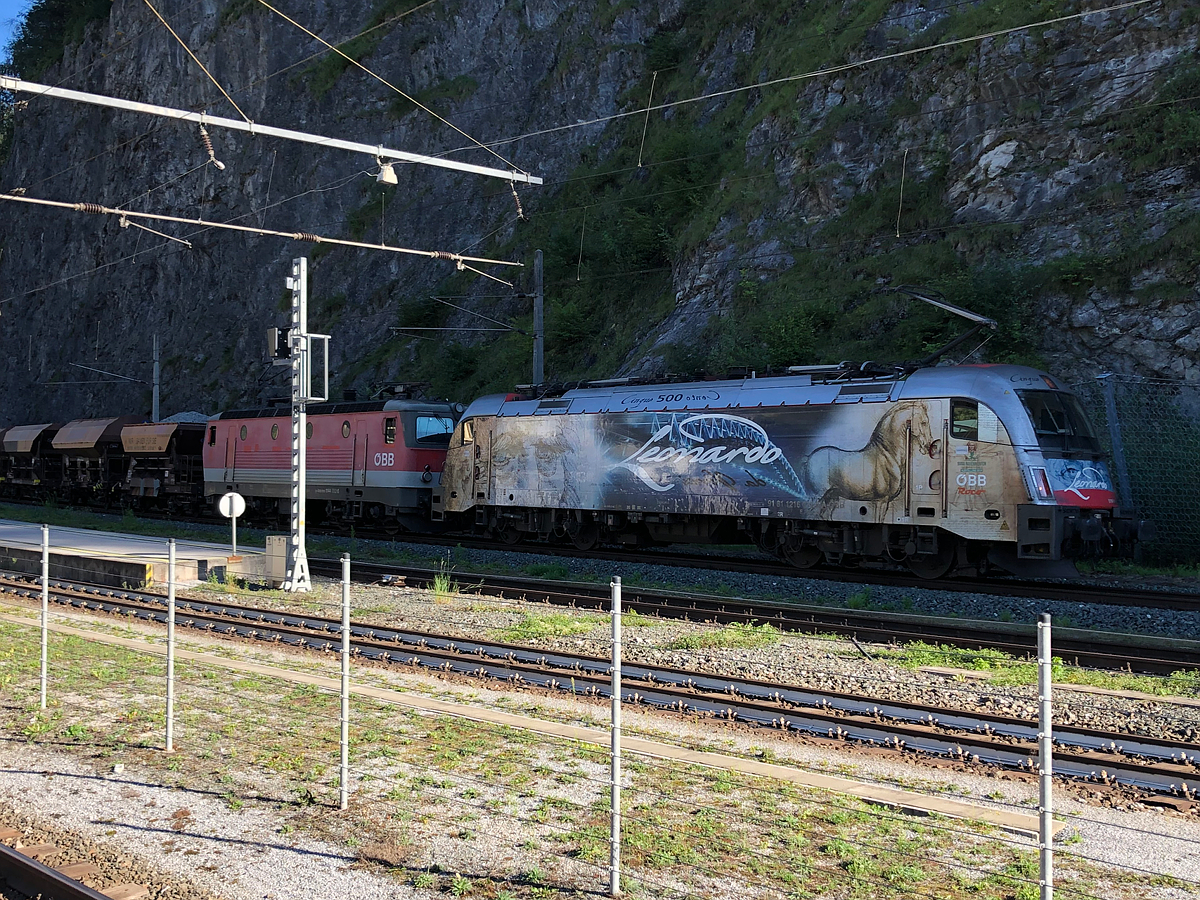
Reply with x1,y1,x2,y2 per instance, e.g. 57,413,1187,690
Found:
0,0,1196,427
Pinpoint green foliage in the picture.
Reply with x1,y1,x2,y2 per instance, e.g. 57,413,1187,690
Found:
494,612,600,642
345,187,395,242
522,562,570,579
218,0,261,29
666,621,780,650
349,0,1194,411
389,74,480,119
5,0,112,77
1111,61,1200,173
300,0,432,98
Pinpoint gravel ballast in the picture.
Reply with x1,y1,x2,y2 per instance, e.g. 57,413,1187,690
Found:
2,531,1200,899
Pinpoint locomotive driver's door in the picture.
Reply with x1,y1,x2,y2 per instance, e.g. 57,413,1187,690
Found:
444,419,474,508
906,399,946,520
472,424,492,503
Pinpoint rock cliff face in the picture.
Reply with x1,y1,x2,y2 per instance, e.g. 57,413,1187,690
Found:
0,0,1197,424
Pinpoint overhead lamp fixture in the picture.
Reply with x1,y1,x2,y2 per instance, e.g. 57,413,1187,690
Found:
376,159,398,185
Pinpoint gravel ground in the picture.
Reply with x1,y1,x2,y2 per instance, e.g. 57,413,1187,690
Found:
337,535,1200,638
0,743,404,900
2,591,1200,899
4,526,1200,900
189,567,1200,746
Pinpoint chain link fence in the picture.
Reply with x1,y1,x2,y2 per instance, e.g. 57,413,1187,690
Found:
1073,374,1200,567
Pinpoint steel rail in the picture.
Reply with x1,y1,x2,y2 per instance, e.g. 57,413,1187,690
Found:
2,496,1194,608
0,841,115,900
307,558,1200,674
3,574,1197,795
309,529,1200,611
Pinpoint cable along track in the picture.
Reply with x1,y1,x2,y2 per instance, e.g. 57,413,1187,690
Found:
2,573,1198,797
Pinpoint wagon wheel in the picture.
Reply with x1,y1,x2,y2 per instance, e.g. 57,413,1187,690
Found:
907,542,956,580
780,541,822,569
570,522,599,552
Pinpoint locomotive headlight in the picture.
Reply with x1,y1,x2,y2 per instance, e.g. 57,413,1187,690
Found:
1029,466,1054,500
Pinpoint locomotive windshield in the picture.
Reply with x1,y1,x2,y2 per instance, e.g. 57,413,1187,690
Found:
414,415,455,446
1016,390,1100,454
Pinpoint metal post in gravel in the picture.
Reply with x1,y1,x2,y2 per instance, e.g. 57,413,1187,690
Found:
40,524,48,710
610,575,622,897
166,539,176,753
1038,612,1054,900
340,553,350,811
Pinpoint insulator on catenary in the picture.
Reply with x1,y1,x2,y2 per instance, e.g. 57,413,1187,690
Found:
293,232,321,243
510,182,526,221
199,125,226,171
74,203,106,214
431,250,455,260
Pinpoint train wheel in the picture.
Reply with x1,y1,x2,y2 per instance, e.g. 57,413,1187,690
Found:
780,541,822,569
907,543,956,579
498,526,522,545
570,522,599,552
383,519,401,536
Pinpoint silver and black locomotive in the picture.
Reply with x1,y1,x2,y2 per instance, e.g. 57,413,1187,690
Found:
435,362,1149,577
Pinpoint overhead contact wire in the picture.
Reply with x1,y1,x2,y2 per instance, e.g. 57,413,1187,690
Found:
141,0,251,123
0,193,520,268
251,0,528,177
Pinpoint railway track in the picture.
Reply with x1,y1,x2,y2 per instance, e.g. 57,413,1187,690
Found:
319,528,1200,611
308,558,1200,674
2,572,1198,797
4,500,1197,609
0,825,146,900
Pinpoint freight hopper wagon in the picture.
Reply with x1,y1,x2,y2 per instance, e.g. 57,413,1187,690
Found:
0,422,61,500
121,421,207,513
203,398,459,532
436,364,1148,577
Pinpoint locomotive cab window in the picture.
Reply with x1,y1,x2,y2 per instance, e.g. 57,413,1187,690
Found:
951,401,978,441
208,426,216,446
452,419,474,449
1016,390,1100,454
383,417,396,445
414,415,455,447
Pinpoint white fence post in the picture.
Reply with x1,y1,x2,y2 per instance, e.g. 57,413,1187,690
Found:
166,538,176,753
1038,612,1054,900
40,523,48,710
610,575,622,897
340,552,350,811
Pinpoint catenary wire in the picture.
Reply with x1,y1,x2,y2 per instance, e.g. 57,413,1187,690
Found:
0,3,1187,320
141,0,250,122
442,0,1159,153
250,0,527,176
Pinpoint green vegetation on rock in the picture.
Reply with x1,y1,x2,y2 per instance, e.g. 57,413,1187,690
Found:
3,0,112,78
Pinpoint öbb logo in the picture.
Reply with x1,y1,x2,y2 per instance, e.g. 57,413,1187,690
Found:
956,472,986,496
374,452,395,467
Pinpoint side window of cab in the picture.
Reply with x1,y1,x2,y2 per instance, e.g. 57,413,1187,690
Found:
450,419,474,450
951,400,978,441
